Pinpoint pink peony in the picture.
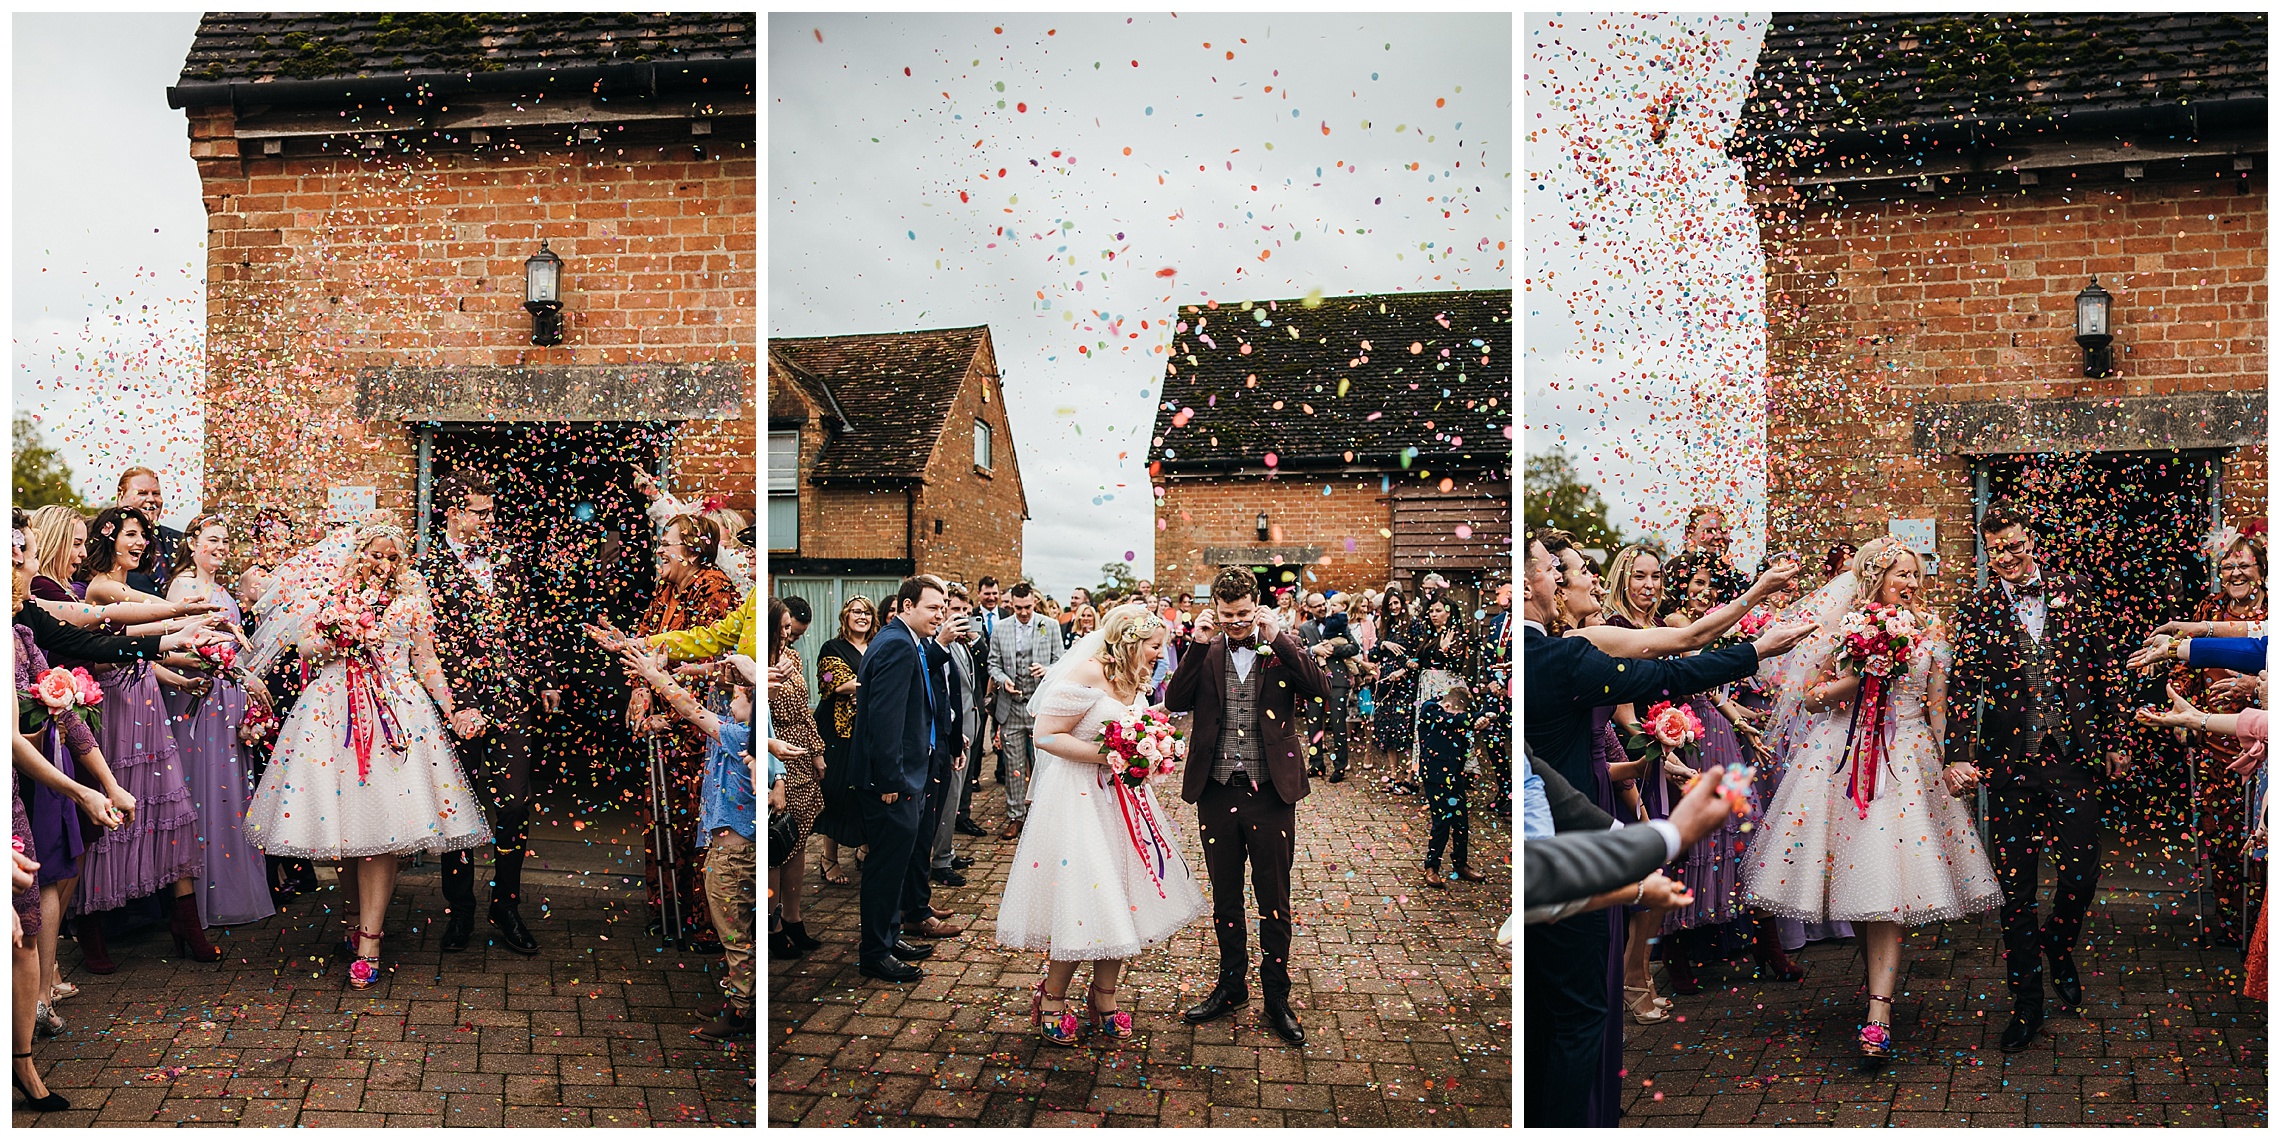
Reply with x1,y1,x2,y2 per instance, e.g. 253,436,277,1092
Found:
1645,701,1703,748
69,668,102,707
34,668,77,712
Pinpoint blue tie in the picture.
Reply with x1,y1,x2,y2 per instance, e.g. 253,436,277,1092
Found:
918,639,937,752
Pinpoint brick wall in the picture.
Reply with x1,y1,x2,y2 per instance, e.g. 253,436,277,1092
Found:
1760,175,2267,604
1155,477,1394,595
189,105,756,524
914,340,1027,587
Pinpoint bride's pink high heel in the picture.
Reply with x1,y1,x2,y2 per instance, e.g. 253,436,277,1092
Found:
1031,981,1081,1047
1859,993,1894,1060
1088,983,1134,1040
346,929,385,990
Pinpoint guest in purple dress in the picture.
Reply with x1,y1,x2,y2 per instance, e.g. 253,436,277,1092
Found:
163,516,276,929
71,506,220,968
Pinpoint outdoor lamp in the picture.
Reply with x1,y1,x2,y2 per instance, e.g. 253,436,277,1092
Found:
1256,511,1271,542
524,240,564,346
2074,278,2113,378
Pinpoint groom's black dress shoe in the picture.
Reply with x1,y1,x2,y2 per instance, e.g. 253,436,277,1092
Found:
489,902,539,956
890,939,935,961
1999,998,2045,1053
439,913,475,953
1182,978,1249,1025
2045,947,2083,1009
1262,995,1305,1045
860,957,923,983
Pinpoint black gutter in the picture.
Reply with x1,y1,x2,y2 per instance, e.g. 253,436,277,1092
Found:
167,57,754,111
1747,95,2267,169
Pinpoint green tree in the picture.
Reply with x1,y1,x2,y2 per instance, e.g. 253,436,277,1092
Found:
1095,560,1138,596
13,415,86,512
1524,448,1629,560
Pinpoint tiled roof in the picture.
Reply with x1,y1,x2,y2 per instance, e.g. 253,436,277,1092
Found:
177,13,754,84
1149,289,1511,472
770,327,991,482
1738,13,2267,168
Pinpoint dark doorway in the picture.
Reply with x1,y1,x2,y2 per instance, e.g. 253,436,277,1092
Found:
1979,448,2231,938
425,422,670,816
1248,563,1306,605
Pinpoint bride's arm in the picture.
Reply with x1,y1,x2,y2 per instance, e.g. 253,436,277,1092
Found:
408,601,459,720
1802,658,1859,714
1032,708,1109,766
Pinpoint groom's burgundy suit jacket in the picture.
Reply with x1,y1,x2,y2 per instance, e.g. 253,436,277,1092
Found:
1942,573,2126,779
1165,626,1332,806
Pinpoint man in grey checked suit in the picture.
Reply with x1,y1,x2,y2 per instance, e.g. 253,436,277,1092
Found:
987,581,1064,838
929,584,983,885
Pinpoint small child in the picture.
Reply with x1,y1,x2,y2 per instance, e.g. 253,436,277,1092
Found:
1417,682,1488,888
621,646,756,1041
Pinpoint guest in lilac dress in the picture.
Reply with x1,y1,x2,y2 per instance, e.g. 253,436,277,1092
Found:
70,506,219,968
163,516,276,929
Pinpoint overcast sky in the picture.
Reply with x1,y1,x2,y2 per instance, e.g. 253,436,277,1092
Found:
1524,13,1769,563
13,12,208,526
770,12,1512,592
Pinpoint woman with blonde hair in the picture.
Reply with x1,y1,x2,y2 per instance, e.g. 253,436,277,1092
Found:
1744,535,2000,1059
812,594,877,885
995,603,1206,1044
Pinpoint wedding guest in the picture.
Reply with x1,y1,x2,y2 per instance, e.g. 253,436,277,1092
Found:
988,582,1064,839
1656,504,1750,623
814,596,877,885
1411,595,1477,786
228,507,318,901
1067,603,1098,649
1059,587,1091,644
632,469,755,597
844,578,957,984
629,513,738,950
1418,682,1486,887
2169,532,2266,943
115,468,181,597
72,506,221,969
14,720,122,1113
764,600,826,959
928,586,983,889
1370,586,1419,787
2139,677,2269,999
161,515,276,931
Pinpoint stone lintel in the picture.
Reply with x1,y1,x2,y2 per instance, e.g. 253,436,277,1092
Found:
356,362,747,423
1912,390,2266,456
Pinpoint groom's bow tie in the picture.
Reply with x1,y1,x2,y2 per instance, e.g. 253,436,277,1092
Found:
1227,635,1259,650
2012,579,2044,600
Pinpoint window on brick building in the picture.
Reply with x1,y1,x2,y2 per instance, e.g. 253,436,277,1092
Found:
768,430,799,552
975,418,993,471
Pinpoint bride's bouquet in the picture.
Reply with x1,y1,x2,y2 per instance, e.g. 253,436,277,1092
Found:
1097,705,1184,900
314,587,402,783
1100,706,1186,787
314,588,388,660
1834,603,1919,819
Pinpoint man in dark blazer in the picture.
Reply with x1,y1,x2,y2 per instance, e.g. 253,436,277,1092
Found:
417,474,559,955
1944,501,2128,1052
1521,532,1816,1128
1166,567,1332,1045
116,467,182,596
845,576,959,983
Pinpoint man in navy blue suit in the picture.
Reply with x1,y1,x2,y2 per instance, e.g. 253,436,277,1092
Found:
1522,531,1817,1127
845,576,961,983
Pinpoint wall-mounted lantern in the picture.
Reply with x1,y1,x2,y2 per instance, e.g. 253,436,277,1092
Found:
2074,278,2113,378
1255,511,1271,542
524,240,564,346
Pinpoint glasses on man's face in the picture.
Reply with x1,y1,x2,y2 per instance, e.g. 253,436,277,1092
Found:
1990,538,2032,558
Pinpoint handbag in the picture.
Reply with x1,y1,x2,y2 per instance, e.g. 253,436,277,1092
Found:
767,808,799,867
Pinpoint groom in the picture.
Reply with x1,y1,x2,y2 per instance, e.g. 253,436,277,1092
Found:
418,474,559,955
1944,501,2128,1053
1167,566,1332,1045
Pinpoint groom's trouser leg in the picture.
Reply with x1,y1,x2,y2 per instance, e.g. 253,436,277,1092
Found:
1001,709,1036,823
1197,778,1252,977
479,720,535,907
1988,776,2056,997
1524,911,1609,1127
2040,765,2102,957
858,793,923,962
1240,781,1297,993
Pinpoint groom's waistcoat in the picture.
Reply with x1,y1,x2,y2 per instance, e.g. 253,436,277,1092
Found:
1211,651,1266,780
2013,615,2056,752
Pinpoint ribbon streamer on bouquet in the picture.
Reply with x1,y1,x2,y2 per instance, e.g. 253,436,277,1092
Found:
1108,773,1175,899
1834,672,1897,820
340,653,404,784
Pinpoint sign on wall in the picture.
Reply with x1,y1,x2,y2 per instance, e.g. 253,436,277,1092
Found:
327,485,377,521
1888,517,1939,576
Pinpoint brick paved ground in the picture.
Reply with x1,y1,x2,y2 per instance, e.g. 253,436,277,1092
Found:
1616,859,2267,1128
769,753,1513,1127
14,817,756,1129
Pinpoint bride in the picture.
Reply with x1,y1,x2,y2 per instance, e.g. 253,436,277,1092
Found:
1743,536,2002,1060
995,603,1208,1045
241,521,491,988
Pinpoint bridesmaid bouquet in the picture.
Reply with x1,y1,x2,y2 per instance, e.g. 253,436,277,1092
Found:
1100,707,1186,788
196,640,239,669
20,666,103,734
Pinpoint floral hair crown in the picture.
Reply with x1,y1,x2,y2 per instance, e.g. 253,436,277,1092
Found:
700,495,725,514
1859,540,1909,583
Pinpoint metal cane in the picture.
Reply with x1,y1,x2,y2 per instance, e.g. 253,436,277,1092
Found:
648,735,684,946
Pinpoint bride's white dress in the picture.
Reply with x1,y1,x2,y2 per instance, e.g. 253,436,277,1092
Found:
995,683,1207,959
243,587,493,859
1744,631,2002,925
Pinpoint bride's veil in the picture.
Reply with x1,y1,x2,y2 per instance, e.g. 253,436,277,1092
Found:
1763,569,1861,756
241,526,361,677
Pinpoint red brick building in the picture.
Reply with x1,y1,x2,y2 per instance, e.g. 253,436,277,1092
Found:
1149,289,1512,614
170,14,755,551
1741,14,2266,611
767,327,1029,677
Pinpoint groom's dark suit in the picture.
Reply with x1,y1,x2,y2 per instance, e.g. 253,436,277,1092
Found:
1167,622,1330,1016
1945,573,2124,1004
845,616,959,970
